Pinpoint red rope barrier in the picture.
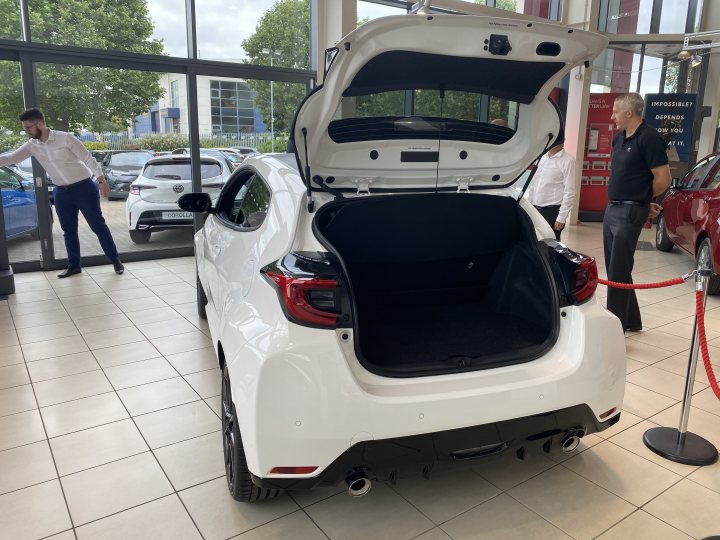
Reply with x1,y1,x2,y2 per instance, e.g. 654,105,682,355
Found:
598,277,685,289
696,290,720,400
598,272,720,401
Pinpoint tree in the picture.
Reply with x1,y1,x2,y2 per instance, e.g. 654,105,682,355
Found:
242,0,310,134
0,0,165,133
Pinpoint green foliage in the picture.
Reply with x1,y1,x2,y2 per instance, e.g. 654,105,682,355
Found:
257,136,288,153
242,0,310,134
135,133,189,152
0,0,165,132
82,141,109,151
0,130,26,153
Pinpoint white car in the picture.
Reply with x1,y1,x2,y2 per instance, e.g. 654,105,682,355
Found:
125,154,231,243
180,14,624,502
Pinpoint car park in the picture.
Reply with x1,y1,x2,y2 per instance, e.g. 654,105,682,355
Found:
179,14,624,502
125,154,231,244
655,151,720,292
229,145,258,160
101,150,154,200
0,166,38,240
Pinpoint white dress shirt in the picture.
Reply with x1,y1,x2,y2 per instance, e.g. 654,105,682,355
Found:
525,148,578,224
0,130,103,186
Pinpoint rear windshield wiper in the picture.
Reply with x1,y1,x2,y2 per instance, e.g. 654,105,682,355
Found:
154,174,182,180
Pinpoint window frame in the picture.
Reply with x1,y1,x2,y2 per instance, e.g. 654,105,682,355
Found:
214,167,272,232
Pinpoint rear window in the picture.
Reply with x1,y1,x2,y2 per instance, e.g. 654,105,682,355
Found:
143,160,222,180
108,152,152,167
329,89,518,145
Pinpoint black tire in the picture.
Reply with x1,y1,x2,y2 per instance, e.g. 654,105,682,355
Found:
697,238,720,295
197,274,207,320
655,214,674,252
129,229,151,244
221,364,283,502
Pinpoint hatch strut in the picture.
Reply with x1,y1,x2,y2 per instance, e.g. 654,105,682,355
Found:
516,133,554,202
312,175,345,200
301,128,315,212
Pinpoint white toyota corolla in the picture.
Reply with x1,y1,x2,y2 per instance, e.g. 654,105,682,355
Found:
179,13,624,502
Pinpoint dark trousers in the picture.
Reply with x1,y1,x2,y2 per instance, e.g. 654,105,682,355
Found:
534,204,562,241
602,204,648,330
54,179,119,268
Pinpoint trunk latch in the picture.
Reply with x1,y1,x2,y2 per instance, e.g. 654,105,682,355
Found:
456,176,471,193
355,178,373,195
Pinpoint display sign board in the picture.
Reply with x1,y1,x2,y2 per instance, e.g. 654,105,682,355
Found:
644,93,697,162
579,93,621,218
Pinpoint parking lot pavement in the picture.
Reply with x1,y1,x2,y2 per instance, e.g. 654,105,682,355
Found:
7,199,193,265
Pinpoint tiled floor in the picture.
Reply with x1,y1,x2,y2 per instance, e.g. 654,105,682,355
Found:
1,224,720,539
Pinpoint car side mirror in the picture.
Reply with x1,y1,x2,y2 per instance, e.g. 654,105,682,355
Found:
178,193,215,214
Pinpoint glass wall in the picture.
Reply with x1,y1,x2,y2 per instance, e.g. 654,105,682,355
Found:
599,0,703,34
33,63,193,257
1,60,43,266
196,0,310,68
0,0,23,40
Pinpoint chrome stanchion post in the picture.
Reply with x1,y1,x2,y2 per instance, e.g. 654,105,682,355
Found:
643,268,718,465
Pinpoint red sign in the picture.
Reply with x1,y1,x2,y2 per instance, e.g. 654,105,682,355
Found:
579,93,621,215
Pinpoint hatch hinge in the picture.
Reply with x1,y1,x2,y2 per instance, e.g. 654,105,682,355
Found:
355,177,373,195
456,176,471,193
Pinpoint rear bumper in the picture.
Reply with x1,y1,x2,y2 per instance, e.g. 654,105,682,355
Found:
134,209,193,231
251,404,620,490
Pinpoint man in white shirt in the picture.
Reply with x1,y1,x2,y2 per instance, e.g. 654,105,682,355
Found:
525,138,578,241
0,108,123,277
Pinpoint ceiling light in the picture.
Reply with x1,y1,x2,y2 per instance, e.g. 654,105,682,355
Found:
691,54,702,67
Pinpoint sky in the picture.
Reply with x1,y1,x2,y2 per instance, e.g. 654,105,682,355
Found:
146,0,407,60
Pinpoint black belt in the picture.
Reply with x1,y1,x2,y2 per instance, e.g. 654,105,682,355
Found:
608,200,648,207
55,178,92,190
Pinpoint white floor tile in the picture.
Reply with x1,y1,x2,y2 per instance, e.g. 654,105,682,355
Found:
0,480,72,540
62,452,173,525
179,477,299,540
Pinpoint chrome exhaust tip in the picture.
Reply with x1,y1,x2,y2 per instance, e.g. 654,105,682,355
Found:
345,472,372,497
561,435,581,453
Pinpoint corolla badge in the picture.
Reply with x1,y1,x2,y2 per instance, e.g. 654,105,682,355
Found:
173,184,184,193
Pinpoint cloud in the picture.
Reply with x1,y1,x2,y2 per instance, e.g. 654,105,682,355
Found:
147,0,276,60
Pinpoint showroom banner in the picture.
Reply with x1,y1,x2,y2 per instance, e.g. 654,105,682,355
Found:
644,93,697,162
579,92,621,219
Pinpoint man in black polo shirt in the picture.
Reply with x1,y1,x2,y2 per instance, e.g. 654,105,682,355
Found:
604,93,671,331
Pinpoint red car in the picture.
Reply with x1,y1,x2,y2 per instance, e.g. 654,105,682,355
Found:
656,152,720,292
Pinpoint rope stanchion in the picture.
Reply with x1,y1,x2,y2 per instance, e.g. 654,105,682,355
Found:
597,268,718,464
696,291,720,401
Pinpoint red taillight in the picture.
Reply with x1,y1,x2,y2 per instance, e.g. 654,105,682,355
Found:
269,466,318,475
130,184,156,196
264,271,339,327
572,256,598,303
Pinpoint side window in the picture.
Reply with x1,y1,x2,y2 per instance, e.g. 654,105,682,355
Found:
703,165,720,191
0,169,21,190
698,157,720,189
220,174,271,229
684,158,711,189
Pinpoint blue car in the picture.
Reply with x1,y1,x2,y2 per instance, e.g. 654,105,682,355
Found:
1,166,39,240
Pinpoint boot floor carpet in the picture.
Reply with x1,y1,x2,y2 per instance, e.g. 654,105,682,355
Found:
359,303,547,367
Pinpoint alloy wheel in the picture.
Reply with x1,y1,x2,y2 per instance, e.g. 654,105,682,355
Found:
656,215,665,245
698,242,712,271
221,370,236,490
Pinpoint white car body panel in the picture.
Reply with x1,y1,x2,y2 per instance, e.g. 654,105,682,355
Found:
191,13,623,489
195,154,625,478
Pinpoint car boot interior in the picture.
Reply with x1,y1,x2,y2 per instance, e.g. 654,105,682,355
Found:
314,192,558,376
